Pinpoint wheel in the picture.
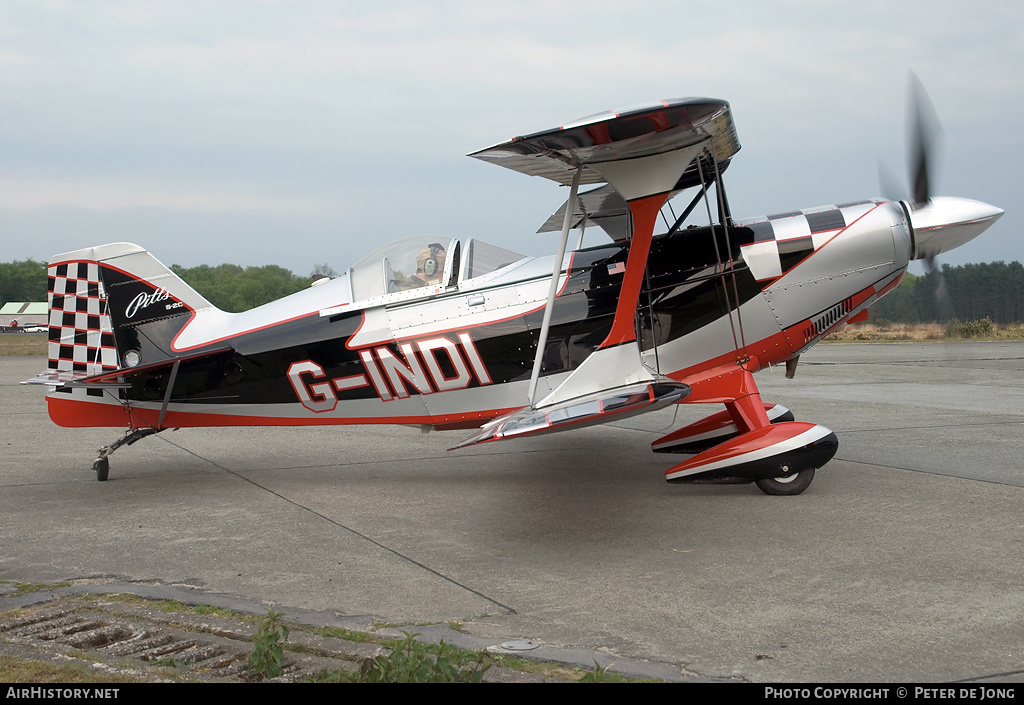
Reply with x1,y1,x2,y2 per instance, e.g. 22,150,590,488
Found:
755,468,814,496
93,457,109,482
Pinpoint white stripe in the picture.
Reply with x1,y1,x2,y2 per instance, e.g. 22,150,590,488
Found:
654,405,790,450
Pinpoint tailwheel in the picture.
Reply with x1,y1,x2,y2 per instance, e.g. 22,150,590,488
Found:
91,427,164,482
93,457,110,482
755,468,814,496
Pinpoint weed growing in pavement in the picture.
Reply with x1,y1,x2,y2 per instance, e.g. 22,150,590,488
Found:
247,609,290,680
312,630,492,683
578,660,629,682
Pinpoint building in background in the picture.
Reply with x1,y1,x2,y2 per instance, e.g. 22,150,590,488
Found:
0,302,47,332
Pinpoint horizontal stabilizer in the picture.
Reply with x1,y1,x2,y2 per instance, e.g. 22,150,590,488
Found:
450,379,690,450
21,370,91,386
23,346,232,389
77,346,234,385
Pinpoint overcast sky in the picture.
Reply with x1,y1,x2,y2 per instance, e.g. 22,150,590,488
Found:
1,0,1020,276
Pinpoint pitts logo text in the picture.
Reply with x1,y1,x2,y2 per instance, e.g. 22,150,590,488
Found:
125,288,179,319
287,333,492,412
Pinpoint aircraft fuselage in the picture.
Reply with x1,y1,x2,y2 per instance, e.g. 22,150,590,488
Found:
45,198,913,431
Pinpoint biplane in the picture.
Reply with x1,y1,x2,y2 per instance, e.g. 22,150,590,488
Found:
25,91,1003,493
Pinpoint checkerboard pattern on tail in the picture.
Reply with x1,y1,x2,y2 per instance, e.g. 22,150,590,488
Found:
48,261,119,376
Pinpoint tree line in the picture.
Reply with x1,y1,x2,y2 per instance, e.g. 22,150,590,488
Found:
0,259,320,313
0,259,47,304
3,258,1023,322
168,263,314,312
867,261,1024,324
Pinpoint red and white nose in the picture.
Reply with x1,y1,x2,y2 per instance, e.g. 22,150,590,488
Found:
907,196,1004,260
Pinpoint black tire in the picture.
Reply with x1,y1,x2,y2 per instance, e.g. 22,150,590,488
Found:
93,458,109,482
755,468,814,496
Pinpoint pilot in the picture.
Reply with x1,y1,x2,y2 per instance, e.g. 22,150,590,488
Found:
409,243,446,287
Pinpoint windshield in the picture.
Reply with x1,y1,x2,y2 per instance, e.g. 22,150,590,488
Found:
462,239,525,280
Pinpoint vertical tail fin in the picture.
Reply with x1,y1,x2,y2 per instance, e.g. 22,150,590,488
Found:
47,243,215,378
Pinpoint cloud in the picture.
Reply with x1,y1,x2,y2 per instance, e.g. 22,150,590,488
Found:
0,177,333,215
0,1,1019,271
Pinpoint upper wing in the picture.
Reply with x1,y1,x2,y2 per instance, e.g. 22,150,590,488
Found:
468,97,739,188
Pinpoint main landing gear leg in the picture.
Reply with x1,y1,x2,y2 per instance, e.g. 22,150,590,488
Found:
93,427,164,481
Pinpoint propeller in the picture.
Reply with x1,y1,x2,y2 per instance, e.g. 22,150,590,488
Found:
876,76,1001,324
878,72,943,207
879,72,951,321
906,71,942,208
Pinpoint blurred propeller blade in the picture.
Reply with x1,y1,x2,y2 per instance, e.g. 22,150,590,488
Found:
923,253,953,322
878,159,905,202
907,71,943,206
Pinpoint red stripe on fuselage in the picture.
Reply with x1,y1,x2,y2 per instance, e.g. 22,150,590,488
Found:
665,276,891,390
47,394,518,429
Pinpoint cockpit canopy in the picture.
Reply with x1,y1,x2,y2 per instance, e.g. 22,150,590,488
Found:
348,235,527,303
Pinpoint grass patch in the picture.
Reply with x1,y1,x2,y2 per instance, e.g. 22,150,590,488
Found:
0,655,142,684
0,580,71,597
825,321,1024,343
0,334,47,355
309,630,493,683
490,654,604,681
95,592,253,622
314,625,372,643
